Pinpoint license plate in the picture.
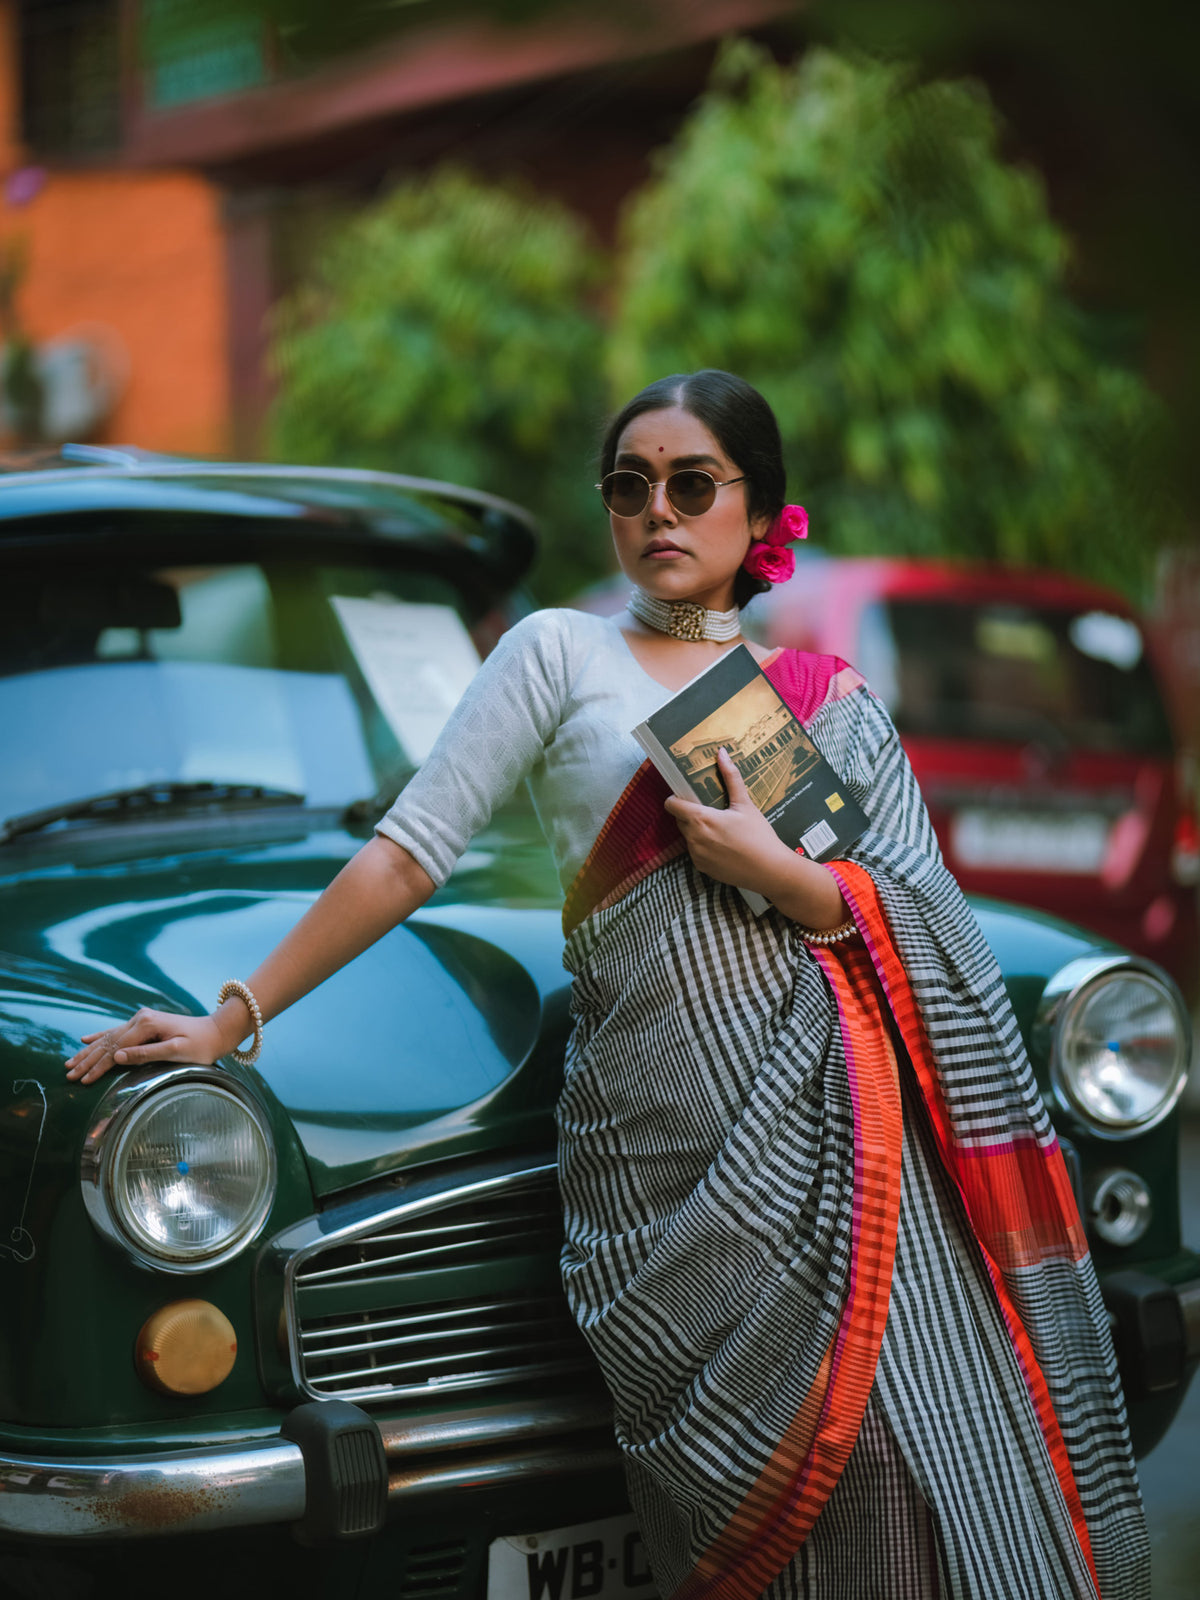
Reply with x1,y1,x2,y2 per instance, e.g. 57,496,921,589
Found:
487,1513,658,1600
951,809,1110,874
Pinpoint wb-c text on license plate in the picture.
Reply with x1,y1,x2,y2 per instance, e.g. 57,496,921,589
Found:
488,1513,657,1600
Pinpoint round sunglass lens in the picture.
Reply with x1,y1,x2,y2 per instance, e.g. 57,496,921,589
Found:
667,471,717,515
603,472,649,516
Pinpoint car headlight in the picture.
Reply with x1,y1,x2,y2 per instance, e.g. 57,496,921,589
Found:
82,1068,277,1272
1036,954,1191,1137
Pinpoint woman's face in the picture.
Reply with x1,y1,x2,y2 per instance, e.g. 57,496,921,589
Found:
608,405,769,614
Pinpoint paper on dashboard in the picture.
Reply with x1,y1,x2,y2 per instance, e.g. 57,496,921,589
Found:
330,596,481,762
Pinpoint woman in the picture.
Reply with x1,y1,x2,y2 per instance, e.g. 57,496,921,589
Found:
66,371,1148,1600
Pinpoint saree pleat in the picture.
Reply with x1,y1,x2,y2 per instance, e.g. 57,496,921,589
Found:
775,1395,943,1600
557,654,1149,1600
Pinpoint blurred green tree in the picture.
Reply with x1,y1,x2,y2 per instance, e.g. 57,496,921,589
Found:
610,42,1176,596
269,167,609,600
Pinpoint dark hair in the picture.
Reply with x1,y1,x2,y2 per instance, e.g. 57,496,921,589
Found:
600,370,786,607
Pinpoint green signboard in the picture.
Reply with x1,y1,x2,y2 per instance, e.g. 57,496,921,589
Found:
141,0,268,110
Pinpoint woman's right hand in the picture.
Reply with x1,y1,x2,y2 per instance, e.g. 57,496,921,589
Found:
65,1009,228,1086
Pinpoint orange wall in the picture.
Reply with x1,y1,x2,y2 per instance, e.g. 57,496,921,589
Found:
0,0,229,454
0,170,231,455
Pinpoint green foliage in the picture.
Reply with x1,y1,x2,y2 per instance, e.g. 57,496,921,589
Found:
269,47,1178,602
610,42,1176,596
269,167,609,600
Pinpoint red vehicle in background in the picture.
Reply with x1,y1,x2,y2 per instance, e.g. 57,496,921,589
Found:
759,557,1200,1002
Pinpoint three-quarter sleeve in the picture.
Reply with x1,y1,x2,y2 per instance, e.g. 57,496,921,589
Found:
374,609,572,886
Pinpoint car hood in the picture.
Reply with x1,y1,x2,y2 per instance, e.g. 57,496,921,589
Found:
0,814,571,1197
0,817,1113,1202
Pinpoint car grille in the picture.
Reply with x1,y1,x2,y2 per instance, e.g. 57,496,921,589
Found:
400,1539,469,1598
290,1169,593,1405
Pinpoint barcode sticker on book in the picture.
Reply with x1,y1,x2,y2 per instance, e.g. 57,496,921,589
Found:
800,820,838,858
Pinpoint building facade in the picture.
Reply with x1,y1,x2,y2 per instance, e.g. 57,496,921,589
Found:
0,0,792,456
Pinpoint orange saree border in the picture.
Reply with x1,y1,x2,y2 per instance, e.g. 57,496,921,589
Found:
675,939,904,1600
677,865,1099,1600
831,861,1100,1598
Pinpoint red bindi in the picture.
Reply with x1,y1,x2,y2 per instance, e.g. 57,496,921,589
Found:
658,446,664,452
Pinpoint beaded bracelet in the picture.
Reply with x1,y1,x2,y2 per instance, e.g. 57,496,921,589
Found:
217,979,264,1067
797,918,858,947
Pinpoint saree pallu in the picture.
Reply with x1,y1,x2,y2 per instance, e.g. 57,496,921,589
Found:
557,652,1149,1600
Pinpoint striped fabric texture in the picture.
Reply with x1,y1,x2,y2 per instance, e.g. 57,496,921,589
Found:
557,656,1148,1600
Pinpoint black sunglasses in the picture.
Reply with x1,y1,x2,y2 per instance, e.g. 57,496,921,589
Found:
596,469,748,519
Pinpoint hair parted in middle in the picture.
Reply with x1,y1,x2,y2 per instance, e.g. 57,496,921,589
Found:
600,370,787,607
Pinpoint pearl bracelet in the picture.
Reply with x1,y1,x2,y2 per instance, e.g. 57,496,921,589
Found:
217,979,264,1067
797,918,858,947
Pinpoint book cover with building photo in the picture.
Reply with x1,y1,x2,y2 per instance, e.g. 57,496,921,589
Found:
632,645,868,912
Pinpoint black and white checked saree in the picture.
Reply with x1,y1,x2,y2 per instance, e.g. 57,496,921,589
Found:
556,652,1149,1600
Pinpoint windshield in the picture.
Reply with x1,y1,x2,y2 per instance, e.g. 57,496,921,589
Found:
857,598,1173,755
0,558,494,828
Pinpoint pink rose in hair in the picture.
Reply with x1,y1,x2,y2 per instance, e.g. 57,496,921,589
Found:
742,542,795,584
765,504,808,547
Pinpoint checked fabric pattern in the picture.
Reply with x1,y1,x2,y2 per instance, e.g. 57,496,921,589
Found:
558,658,1149,1600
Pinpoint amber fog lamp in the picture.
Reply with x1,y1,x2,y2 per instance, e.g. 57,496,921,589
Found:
136,1300,237,1395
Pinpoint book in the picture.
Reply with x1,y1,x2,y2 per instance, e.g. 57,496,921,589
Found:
631,644,868,914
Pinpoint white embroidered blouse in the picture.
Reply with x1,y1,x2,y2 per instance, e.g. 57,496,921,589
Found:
376,608,679,892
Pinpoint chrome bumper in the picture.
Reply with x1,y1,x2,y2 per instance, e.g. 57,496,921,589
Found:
0,1395,617,1541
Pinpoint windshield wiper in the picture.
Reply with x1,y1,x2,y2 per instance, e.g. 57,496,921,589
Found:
0,781,307,844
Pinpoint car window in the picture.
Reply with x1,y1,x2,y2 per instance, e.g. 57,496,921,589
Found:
0,558,485,825
104,566,277,668
858,598,1173,755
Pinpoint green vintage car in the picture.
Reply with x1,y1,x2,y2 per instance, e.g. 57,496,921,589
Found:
0,454,1196,1600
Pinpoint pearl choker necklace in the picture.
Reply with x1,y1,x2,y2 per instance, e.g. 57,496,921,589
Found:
627,588,742,642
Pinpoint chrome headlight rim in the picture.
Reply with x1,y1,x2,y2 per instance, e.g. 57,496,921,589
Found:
1036,952,1192,1139
81,1064,277,1274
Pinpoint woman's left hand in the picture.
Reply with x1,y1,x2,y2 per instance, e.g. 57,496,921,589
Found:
665,749,851,928
664,748,794,899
